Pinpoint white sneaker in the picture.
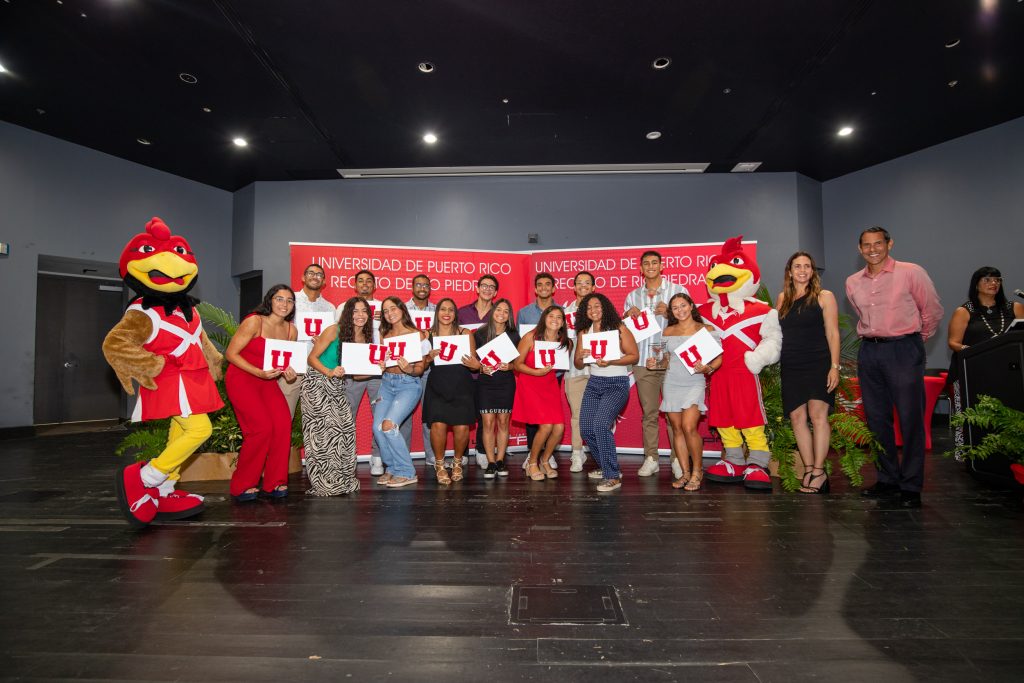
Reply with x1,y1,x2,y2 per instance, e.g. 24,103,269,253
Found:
637,457,660,477
570,451,585,473
461,455,469,467
548,455,558,469
671,459,684,480
369,456,384,476
476,452,489,469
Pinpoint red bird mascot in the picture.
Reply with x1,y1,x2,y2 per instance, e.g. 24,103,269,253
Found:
103,217,224,527
698,236,782,490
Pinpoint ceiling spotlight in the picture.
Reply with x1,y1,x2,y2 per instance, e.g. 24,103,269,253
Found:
136,138,151,146
423,133,438,144
945,39,960,48
232,137,248,147
837,126,854,137
502,98,509,104
417,62,435,74
0,61,6,74
179,72,198,85
651,57,671,70
870,90,877,96
731,162,762,173
201,106,212,113
36,108,46,115
722,87,732,94
645,131,662,140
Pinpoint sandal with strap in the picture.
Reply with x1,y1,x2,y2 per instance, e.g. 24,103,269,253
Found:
683,471,703,492
527,463,546,481
451,457,464,482
671,468,692,489
800,467,815,489
434,460,451,485
799,467,830,495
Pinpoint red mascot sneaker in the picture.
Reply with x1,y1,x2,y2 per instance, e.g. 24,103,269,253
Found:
115,462,160,528
154,488,205,522
742,464,772,491
705,459,744,484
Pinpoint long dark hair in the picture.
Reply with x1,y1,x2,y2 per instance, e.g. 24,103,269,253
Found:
338,296,373,343
252,284,296,322
665,292,704,325
379,295,415,337
430,297,461,337
478,298,515,344
575,292,621,334
535,305,569,349
778,251,822,318
968,266,1008,310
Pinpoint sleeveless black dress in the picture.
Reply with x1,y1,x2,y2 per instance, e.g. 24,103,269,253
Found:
779,295,834,414
474,327,520,413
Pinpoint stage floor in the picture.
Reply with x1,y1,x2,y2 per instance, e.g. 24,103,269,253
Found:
1,425,1022,681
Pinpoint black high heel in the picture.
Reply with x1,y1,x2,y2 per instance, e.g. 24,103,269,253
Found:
799,467,830,495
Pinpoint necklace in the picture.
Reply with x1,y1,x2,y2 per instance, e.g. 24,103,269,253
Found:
979,305,1007,338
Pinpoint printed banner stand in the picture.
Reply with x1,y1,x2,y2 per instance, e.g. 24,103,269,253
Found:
580,330,622,364
476,332,519,370
432,334,471,366
295,311,335,341
340,342,384,376
263,339,309,374
624,307,661,343
673,327,723,374
534,340,571,370
383,331,423,368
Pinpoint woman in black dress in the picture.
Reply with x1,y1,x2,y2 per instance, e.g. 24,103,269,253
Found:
946,266,1024,458
473,298,520,479
776,252,841,494
422,298,478,484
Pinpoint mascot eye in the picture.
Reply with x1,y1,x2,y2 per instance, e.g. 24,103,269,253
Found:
731,257,745,266
173,245,188,255
138,245,155,253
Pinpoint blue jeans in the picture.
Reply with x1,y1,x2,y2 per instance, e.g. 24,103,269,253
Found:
580,375,631,480
372,373,423,478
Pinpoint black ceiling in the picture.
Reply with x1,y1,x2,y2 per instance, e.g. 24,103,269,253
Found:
2,0,1023,191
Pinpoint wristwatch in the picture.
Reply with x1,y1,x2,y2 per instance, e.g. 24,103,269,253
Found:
830,363,840,370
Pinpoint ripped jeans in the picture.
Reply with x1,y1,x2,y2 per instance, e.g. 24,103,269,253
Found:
371,372,423,478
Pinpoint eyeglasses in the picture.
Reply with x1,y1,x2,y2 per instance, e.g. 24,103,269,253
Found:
304,271,325,279
413,283,431,289
272,296,295,305
478,284,497,291
980,276,1002,285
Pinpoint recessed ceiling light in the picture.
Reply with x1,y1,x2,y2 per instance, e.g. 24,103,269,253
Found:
945,39,960,48
0,61,6,74
645,131,661,140
179,72,198,85
137,138,151,146
651,57,671,70
201,106,212,113
837,126,854,137
948,79,959,88
232,137,248,147
423,133,438,144
731,162,762,173
502,98,509,104
36,108,46,115
80,11,86,17
417,62,435,74
722,87,732,94
870,90,877,96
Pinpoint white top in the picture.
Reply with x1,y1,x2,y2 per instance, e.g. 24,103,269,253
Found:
623,278,689,364
295,289,336,314
405,298,436,312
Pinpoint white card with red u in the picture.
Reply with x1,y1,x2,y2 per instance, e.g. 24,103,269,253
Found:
518,323,536,338
580,330,622,364
409,311,435,332
382,332,423,368
534,341,571,370
340,342,384,376
432,334,471,366
263,339,308,374
565,311,579,338
295,312,335,341
623,307,660,343
475,332,519,371
673,327,723,375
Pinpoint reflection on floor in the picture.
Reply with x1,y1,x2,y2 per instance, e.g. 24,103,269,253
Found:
1,425,1022,681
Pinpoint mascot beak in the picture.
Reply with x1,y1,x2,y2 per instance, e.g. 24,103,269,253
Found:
125,252,198,293
706,262,752,294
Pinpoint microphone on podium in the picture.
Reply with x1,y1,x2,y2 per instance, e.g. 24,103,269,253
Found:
1015,289,1024,300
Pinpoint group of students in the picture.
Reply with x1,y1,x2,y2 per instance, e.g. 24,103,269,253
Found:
220,246,851,499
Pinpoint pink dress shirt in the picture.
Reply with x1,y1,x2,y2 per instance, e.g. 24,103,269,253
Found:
845,257,943,340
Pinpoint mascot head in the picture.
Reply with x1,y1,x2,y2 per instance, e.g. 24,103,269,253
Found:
119,217,200,320
705,235,760,307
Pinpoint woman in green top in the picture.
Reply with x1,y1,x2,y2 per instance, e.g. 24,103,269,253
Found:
302,296,370,495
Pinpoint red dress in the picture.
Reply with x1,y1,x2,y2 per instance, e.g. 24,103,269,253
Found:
511,343,564,424
225,316,293,495
128,302,223,421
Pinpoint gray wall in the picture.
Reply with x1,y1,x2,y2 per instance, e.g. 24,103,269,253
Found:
247,172,822,297
0,121,234,429
822,116,1024,365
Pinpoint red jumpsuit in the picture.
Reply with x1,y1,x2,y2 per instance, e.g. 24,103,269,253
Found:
698,300,771,430
225,316,293,496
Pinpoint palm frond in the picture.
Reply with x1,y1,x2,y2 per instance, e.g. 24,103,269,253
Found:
196,302,239,351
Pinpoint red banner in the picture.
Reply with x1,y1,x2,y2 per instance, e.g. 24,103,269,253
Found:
289,240,758,457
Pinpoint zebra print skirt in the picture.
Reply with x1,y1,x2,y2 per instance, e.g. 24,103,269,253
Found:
300,370,359,496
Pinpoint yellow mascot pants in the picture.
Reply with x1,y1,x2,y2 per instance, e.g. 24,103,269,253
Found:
717,425,771,468
149,413,213,480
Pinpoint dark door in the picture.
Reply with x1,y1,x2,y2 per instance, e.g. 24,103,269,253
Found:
34,274,125,424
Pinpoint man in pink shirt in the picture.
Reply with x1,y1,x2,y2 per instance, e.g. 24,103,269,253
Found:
846,227,943,508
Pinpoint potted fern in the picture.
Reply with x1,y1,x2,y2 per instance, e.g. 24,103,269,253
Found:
115,302,304,480
947,395,1024,487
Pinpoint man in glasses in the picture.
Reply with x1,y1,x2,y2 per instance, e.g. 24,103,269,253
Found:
281,264,337,417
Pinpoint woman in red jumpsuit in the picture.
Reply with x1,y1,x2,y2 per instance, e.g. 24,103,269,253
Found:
225,285,299,502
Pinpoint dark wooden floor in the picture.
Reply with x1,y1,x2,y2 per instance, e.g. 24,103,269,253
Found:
2,424,1023,682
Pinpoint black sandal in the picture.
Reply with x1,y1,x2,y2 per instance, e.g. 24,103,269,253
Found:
799,467,830,495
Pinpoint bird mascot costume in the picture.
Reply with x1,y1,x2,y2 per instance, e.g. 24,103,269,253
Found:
103,217,224,527
698,236,782,490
